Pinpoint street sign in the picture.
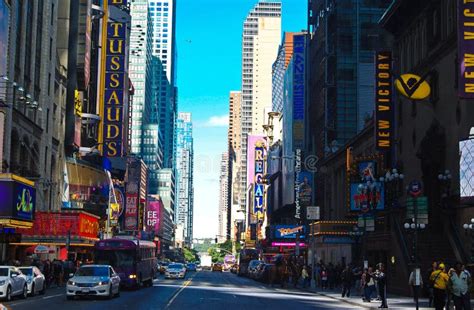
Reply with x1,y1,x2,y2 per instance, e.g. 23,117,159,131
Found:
306,206,320,220
408,180,423,197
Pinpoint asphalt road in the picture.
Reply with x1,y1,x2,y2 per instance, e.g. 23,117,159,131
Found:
2,271,362,310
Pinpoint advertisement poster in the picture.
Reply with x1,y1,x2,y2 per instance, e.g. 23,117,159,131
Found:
350,182,385,212
358,161,377,181
0,0,9,78
460,139,474,203
274,225,306,239
124,194,138,231
298,171,313,207
0,179,35,222
146,201,161,233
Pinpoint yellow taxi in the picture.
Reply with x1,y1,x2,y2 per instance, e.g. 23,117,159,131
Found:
212,263,223,272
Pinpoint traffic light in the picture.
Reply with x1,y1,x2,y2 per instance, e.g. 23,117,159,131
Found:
215,238,218,244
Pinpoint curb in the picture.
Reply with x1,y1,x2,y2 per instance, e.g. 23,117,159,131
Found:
302,289,372,309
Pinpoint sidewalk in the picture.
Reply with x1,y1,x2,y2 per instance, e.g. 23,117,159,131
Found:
298,285,432,309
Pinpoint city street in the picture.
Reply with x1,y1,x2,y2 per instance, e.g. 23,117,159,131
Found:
1,271,361,310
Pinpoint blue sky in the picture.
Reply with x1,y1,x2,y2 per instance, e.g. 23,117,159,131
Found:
176,0,307,238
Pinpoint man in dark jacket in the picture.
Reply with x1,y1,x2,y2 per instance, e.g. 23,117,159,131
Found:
341,265,354,297
375,263,388,308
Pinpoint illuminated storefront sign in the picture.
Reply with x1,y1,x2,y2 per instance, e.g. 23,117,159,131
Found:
18,211,99,239
274,225,305,239
459,1,474,98
0,175,35,224
375,51,393,151
254,142,265,215
271,242,306,247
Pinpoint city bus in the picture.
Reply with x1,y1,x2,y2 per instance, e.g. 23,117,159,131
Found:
94,238,157,288
223,254,236,271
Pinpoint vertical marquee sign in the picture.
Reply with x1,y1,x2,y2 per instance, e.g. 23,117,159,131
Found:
459,0,474,98
99,0,127,157
293,34,306,149
374,51,393,151
254,142,265,216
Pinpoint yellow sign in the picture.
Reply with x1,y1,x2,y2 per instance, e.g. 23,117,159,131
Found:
395,74,431,100
74,90,82,117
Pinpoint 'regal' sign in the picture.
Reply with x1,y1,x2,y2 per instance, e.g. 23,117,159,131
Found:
459,0,474,98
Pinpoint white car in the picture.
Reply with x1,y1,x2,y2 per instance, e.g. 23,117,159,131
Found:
165,263,186,279
19,267,46,296
0,266,28,301
66,265,120,300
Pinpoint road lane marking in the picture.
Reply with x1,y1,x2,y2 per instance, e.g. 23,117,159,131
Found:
164,273,196,309
42,293,64,300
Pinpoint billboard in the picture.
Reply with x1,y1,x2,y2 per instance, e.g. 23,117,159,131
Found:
0,0,9,78
101,19,126,157
0,179,35,222
254,142,265,214
459,1,474,98
374,51,393,151
293,34,305,149
146,201,161,234
460,139,474,203
350,182,385,212
358,161,377,181
298,171,313,207
274,225,306,239
124,194,138,231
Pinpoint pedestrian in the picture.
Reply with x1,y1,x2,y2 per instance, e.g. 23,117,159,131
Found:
341,265,353,298
307,264,313,288
448,262,472,310
430,262,449,310
363,267,376,302
374,263,388,308
314,262,321,288
302,266,310,288
321,266,328,290
408,268,423,303
426,261,438,308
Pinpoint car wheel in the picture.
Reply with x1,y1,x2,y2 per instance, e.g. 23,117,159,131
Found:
39,283,46,295
21,284,27,299
6,286,11,301
30,283,35,297
107,284,113,299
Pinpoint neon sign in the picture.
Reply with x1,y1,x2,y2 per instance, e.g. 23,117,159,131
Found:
254,142,265,214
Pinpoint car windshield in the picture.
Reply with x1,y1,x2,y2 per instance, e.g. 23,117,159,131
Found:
19,268,33,276
95,250,135,268
168,264,183,269
0,268,8,277
76,267,109,277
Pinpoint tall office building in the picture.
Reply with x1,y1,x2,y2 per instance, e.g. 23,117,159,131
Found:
239,1,281,211
227,91,242,240
218,152,229,243
272,32,298,113
129,0,152,155
175,112,194,245
149,0,177,168
307,0,392,158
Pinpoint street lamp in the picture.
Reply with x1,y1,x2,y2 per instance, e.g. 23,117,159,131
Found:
404,218,426,310
463,218,474,263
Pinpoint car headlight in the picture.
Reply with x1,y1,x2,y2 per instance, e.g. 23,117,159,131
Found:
67,280,76,286
0,280,6,286
129,274,137,279
98,280,110,286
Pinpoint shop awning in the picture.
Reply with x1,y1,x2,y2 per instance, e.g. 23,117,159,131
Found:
66,160,108,187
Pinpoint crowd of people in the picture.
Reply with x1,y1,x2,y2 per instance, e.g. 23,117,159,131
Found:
425,261,472,310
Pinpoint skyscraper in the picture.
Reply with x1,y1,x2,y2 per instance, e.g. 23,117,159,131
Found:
239,1,281,211
149,0,177,168
307,0,392,158
175,112,194,245
218,152,229,244
228,91,242,241
128,0,153,155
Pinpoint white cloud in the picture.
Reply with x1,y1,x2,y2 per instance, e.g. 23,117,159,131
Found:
204,115,229,127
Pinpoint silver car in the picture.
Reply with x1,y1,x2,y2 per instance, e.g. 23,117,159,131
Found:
66,265,120,300
0,266,28,301
165,263,186,279
19,267,45,296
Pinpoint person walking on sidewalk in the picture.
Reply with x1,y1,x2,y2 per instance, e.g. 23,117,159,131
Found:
302,266,310,288
426,261,438,308
321,266,328,290
341,265,353,298
448,262,472,310
409,268,423,303
362,267,376,302
430,263,449,310
374,263,388,309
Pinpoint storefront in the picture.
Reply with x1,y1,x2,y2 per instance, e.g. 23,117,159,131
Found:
309,221,357,266
14,210,100,262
